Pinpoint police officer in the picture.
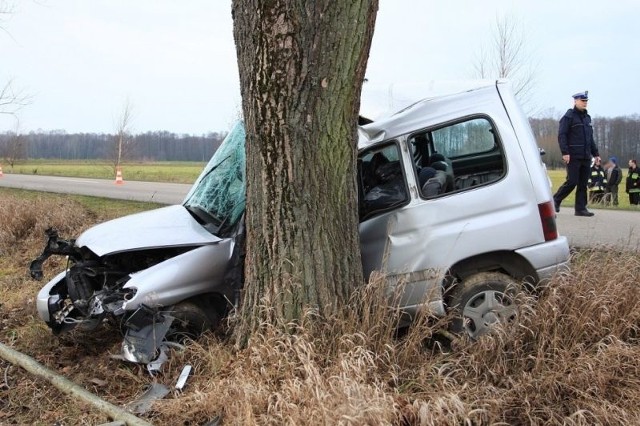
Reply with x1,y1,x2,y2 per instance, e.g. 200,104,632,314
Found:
553,91,600,216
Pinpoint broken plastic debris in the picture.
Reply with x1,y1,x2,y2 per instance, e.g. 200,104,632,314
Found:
146,345,169,375
125,383,170,415
175,364,192,391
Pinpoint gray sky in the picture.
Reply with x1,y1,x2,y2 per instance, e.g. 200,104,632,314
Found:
1,0,638,134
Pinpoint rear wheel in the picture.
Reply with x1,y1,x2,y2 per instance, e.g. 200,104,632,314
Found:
448,272,519,339
165,300,220,342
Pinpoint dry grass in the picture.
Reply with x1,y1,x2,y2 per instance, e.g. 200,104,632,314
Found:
1,188,640,425
153,251,640,425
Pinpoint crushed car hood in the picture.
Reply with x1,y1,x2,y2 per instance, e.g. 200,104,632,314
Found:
75,205,221,256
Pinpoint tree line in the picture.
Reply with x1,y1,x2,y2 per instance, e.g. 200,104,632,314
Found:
2,115,640,168
531,114,640,168
0,129,226,164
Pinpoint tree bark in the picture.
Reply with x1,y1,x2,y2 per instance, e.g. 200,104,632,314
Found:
232,1,378,342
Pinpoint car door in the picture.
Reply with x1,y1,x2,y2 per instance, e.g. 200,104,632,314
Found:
358,141,411,280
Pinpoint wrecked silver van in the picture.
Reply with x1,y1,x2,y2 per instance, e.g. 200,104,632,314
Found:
31,81,570,363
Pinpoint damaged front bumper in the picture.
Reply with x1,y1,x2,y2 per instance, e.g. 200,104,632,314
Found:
120,305,174,364
38,275,179,364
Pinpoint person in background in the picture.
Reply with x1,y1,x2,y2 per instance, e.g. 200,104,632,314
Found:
587,157,607,203
626,159,640,205
604,157,622,206
553,91,600,217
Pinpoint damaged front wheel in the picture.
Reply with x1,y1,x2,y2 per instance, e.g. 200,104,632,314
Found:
165,300,220,343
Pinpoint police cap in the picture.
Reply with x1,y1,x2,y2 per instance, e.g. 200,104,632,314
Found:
572,91,589,100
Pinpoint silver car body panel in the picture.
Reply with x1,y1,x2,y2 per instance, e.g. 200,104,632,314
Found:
75,205,221,257
515,237,571,281
358,80,569,311
122,241,234,311
36,270,67,323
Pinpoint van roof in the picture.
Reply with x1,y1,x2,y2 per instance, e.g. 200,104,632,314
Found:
358,79,508,148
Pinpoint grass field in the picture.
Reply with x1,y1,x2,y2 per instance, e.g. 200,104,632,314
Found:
3,160,638,210
2,187,640,424
548,168,639,211
2,160,205,183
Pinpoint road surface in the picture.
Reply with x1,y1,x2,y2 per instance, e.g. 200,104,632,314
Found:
0,173,191,205
555,208,639,249
1,173,638,249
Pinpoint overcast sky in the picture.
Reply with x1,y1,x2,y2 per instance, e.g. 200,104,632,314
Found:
1,0,638,134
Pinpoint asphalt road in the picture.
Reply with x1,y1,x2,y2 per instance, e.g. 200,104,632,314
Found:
1,173,638,249
0,173,192,205
556,207,640,250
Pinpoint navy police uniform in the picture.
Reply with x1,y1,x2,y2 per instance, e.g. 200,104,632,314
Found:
553,91,600,216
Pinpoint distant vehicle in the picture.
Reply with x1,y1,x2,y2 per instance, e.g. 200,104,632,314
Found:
31,81,569,363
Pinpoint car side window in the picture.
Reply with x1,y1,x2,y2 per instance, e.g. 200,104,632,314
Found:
411,117,506,197
432,118,497,157
358,142,409,221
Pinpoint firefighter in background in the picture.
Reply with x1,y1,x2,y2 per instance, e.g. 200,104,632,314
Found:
626,159,640,205
587,157,607,203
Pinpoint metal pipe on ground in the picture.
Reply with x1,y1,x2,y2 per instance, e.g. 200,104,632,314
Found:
0,341,153,426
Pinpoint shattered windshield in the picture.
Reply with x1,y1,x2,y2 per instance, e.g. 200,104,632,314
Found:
183,121,246,230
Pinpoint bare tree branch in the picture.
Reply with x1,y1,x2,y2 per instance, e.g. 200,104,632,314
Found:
0,79,30,116
0,2,32,117
473,13,538,111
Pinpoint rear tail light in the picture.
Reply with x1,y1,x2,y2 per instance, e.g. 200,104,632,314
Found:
538,201,558,241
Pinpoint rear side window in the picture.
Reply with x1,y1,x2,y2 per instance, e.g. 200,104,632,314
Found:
358,142,409,221
410,117,506,198
432,118,496,157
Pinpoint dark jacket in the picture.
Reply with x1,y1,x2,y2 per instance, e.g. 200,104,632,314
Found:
606,165,622,187
558,107,599,160
626,167,640,193
588,165,607,192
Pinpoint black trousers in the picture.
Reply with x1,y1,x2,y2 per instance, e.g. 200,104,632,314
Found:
630,192,640,205
554,159,591,212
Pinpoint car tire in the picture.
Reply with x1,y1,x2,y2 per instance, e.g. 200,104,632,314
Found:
165,300,220,342
448,272,520,339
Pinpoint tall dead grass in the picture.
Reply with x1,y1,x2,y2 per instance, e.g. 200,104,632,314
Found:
157,250,640,425
0,192,95,259
2,190,640,424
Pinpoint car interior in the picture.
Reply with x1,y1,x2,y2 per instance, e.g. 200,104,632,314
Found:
357,117,506,221
409,116,506,195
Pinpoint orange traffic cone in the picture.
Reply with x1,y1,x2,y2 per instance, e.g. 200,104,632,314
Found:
115,167,124,185
0,165,3,178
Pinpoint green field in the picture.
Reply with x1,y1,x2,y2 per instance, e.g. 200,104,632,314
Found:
548,168,638,211
2,160,638,211
2,160,205,183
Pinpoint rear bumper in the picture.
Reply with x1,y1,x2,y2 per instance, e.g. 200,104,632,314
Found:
516,236,570,282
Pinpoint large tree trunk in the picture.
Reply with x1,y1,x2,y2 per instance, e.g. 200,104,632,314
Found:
232,1,378,341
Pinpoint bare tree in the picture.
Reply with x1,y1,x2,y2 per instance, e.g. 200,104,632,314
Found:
112,99,134,173
0,2,30,118
474,14,537,106
0,120,26,168
232,0,378,343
